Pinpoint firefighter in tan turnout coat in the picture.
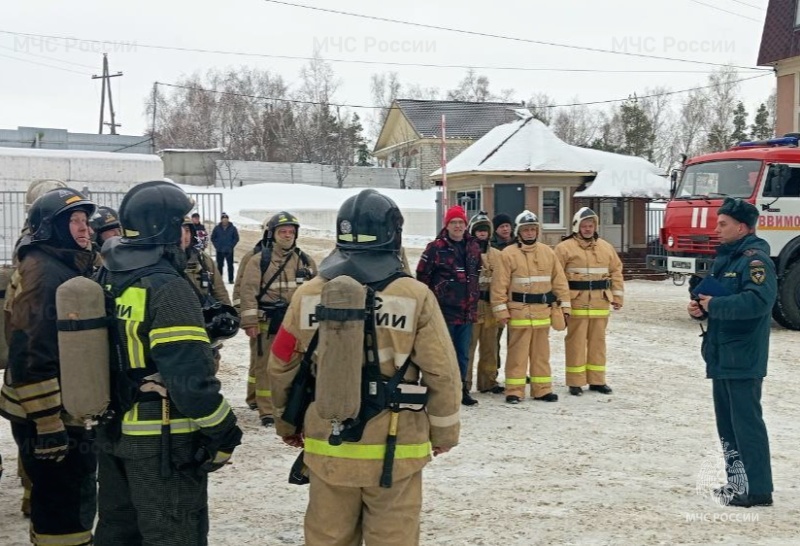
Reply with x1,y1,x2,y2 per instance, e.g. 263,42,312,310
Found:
239,212,316,426
465,211,504,394
555,207,624,395
269,189,461,546
232,217,269,411
491,210,570,403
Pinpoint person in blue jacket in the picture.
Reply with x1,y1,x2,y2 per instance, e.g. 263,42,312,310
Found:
211,212,239,284
688,197,776,508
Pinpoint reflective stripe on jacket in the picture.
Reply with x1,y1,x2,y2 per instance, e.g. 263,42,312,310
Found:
554,236,624,313
269,275,461,488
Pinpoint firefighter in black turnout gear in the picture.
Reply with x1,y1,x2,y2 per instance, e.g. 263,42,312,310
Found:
181,216,238,374
90,205,122,249
0,188,98,546
94,181,242,546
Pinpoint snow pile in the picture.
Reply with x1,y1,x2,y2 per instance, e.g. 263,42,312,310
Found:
432,117,669,198
179,183,440,241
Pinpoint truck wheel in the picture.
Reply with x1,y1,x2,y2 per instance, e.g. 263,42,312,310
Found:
775,260,800,330
772,302,792,328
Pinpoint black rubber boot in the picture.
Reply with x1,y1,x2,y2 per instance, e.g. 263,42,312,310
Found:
727,493,773,508
462,383,478,406
506,395,521,404
534,392,559,402
569,386,583,396
589,384,613,394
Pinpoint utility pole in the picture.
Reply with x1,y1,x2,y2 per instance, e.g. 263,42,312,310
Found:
92,54,123,134
151,82,158,153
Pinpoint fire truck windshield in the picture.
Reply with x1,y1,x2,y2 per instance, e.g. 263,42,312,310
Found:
676,160,761,199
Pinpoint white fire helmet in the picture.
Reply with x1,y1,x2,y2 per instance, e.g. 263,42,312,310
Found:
572,207,599,234
514,210,539,238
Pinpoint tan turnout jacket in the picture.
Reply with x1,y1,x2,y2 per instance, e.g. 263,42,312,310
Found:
554,236,624,313
269,275,461,487
491,241,570,325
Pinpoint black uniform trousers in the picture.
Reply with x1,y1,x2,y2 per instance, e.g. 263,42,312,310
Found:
11,421,97,544
215,251,234,283
94,432,209,546
712,378,773,495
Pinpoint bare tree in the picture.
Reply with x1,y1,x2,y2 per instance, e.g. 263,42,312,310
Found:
552,101,601,147
640,87,677,169
766,88,777,136
675,88,709,159
526,92,556,125
704,66,741,151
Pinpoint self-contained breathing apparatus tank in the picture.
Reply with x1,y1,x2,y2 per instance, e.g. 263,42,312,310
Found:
56,276,111,426
314,275,367,445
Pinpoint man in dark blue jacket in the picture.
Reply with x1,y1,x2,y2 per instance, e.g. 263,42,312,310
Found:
688,197,776,508
211,212,239,284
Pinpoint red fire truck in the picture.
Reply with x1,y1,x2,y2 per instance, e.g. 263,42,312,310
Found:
646,135,800,330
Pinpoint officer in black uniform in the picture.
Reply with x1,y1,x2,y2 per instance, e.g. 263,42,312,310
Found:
688,197,776,508
94,180,242,545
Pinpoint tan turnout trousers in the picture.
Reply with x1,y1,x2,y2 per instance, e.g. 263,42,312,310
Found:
466,318,499,392
565,316,609,387
505,325,552,399
305,471,422,546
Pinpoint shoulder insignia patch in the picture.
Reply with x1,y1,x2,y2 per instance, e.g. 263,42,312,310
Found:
749,259,764,267
750,265,766,285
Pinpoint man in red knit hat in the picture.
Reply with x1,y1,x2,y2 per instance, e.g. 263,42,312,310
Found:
417,205,482,406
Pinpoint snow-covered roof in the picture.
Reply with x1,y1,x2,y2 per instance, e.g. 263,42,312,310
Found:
158,148,225,154
431,115,669,198
0,146,162,163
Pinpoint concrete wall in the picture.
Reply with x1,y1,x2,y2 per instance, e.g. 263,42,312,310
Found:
161,150,222,186
213,161,418,190
0,149,164,191
240,208,435,237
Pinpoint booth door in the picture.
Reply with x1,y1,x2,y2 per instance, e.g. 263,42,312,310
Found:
600,200,624,251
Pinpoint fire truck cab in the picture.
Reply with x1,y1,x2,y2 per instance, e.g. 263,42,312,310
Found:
646,135,800,330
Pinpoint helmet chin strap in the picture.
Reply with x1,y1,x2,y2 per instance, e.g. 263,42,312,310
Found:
519,237,537,245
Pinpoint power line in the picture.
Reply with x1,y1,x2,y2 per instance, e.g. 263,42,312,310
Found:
112,136,153,152
0,29,767,75
261,0,768,71
725,0,765,10
0,51,91,75
156,72,771,111
686,0,763,21
0,43,97,69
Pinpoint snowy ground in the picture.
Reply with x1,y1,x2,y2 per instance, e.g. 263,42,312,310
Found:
2,231,799,545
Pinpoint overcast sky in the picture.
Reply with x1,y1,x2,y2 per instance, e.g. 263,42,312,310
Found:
0,0,775,141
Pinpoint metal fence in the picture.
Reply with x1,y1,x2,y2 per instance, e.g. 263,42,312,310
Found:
646,199,667,257
1,190,223,264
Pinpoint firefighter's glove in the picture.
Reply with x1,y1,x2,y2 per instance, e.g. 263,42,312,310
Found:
34,418,69,463
196,424,243,473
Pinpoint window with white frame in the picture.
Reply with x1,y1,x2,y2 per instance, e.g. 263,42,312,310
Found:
796,0,800,26
541,188,564,228
455,190,482,221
